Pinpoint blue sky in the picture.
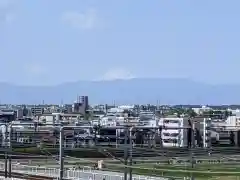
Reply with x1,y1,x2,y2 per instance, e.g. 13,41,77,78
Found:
1,0,240,85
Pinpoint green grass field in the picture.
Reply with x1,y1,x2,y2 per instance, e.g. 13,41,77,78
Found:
102,161,240,179
69,157,240,179
14,147,240,179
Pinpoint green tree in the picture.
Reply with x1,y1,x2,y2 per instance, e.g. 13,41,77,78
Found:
186,109,197,118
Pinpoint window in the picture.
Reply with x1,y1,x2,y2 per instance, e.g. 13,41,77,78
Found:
170,120,179,123
171,133,179,136
163,120,180,124
163,133,179,137
163,139,178,143
163,133,170,136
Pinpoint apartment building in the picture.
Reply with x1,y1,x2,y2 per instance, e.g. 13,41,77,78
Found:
31,107,44,116
139,110,157,127
100,114,117,127
225,112,240,130
159,116,189,147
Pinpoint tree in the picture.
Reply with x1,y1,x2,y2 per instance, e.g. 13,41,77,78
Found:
224,110,232,118
186,109,197,118
84,112,92,120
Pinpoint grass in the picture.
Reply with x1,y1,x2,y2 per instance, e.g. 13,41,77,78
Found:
12,147,240,179
102,161,240,179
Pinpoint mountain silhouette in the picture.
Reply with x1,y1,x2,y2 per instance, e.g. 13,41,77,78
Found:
0,78,239,104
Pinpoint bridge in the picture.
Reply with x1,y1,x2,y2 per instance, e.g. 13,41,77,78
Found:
0,162,167,180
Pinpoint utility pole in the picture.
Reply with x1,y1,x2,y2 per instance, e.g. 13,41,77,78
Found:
124,128,129,180
187,118,194,180
4,150,7,178
129,127,133,180
159,126,162,148
59,127,64,180
8,126,12,178
191,119,195,180
94,125,97,146
58,126,93,180
4,126,7,178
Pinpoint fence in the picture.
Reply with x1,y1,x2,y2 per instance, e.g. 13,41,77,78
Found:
0,162,167,180
0,178,23,180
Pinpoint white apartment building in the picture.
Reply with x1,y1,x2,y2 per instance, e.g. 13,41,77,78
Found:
192,106,212,115
159,117,189,147
100,114,117,127
224,111,240,130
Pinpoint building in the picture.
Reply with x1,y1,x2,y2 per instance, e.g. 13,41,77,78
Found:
192,106,212,115
139,110,156,127
100,113,118,127
193,117,221,147
16,109,24,119
0,110,15,122
159,116,189,147
72,96,89,115
224,111,240,130
31,107,44,116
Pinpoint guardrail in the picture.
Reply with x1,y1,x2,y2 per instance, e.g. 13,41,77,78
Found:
0,162,167,180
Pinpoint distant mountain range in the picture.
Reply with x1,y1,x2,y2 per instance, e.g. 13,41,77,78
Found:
0,78,240,105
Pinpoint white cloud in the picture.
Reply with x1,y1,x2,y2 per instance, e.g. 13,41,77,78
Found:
99,68,135,81
62,8,97,30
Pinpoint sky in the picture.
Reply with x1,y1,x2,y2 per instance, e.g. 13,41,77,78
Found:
1,0,240,86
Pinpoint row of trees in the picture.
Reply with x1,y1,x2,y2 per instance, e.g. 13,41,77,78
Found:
164,108,232,119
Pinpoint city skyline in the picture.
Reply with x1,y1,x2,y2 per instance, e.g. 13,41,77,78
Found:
1,0,240,85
